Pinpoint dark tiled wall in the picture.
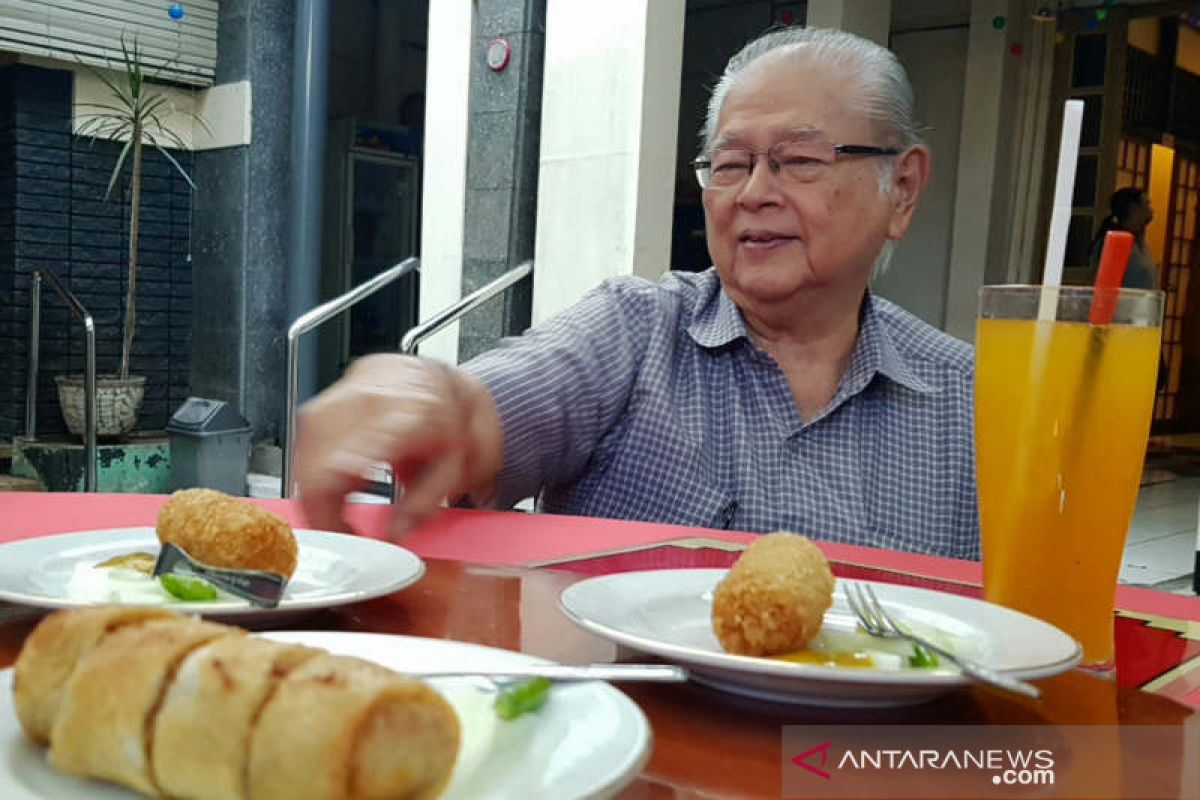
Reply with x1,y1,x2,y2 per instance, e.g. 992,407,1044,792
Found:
0,64,194,441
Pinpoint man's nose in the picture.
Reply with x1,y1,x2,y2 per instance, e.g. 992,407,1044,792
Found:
735,157,783,207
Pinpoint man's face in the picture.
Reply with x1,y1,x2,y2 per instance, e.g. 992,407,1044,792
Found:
701,55,922,311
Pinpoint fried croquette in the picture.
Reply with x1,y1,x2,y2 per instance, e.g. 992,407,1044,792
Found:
156,488,298,578
711,531,835,657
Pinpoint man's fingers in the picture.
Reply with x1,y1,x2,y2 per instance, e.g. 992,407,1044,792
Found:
389,448,467,537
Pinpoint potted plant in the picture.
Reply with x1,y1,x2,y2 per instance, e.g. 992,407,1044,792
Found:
55,37,205,438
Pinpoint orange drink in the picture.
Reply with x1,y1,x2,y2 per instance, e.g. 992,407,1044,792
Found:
975,286,1163,667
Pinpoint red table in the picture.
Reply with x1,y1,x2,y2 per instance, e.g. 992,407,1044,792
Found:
3,491,1199,710
2,493,1200,797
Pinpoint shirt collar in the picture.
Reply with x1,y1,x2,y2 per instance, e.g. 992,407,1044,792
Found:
687,282,934,395
686,279,748,348
841,294,934,396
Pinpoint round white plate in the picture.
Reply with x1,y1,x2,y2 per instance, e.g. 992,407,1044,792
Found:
560,569,1082,707
0,632,651,800
0,528,424,623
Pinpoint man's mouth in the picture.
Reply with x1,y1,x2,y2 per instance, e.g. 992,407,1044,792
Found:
738,231,796,246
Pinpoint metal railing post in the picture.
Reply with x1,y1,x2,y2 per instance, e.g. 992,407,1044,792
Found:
27,270,97,492
282,257,421,498
390,261,533,503
25,273,40,437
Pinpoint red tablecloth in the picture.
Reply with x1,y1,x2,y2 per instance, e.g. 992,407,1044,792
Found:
3,491,1199,707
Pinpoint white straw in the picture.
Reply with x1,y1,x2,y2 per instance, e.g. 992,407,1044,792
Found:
1037,99,1085,321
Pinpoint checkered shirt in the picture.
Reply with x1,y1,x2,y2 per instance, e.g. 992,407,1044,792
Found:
463,268,980,560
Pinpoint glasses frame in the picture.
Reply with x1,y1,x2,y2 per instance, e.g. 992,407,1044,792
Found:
692,141,902,190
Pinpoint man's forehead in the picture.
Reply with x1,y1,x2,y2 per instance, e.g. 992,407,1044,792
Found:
715,57,864,139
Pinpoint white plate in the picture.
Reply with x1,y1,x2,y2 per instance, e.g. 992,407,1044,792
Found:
560,569,1083,707
0,528,424,624
0,632,651,800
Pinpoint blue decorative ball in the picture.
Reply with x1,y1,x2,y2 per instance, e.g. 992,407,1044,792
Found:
168,4,184,20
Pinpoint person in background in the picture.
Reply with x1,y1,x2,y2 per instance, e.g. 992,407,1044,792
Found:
1090,187,1158,289
295,27,980,560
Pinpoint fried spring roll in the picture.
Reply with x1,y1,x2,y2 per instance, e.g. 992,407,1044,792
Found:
12,606,177,744
152,636,321,800
48,617,242,796
248,654,461,800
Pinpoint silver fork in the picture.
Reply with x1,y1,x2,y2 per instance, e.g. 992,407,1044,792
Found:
404,663,688,684
844,582,1041,699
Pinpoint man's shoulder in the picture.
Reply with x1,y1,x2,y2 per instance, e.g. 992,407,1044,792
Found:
870,295,974,376
596,268,720,317
601,268,717,298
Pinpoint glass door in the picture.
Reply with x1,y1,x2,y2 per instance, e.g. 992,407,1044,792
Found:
343,152,421,363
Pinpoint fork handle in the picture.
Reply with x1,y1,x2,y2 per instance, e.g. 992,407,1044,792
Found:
407,664,689,683
905,633,1041,699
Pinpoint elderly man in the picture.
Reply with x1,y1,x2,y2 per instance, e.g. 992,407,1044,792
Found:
296,27,979,559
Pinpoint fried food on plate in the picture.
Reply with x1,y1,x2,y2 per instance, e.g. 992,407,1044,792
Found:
711,531,835,657
153,636,321,800
12,605,177,744
157,487,298,578
12,607,462,800
49,616,241,794
249,654,461,800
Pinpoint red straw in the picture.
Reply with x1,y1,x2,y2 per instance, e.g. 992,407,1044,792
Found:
1089,231,1134,325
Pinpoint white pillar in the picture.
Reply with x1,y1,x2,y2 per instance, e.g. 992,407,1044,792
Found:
806,0,891,45
944,0,1010,342
417,0,473,363
532,0,685,324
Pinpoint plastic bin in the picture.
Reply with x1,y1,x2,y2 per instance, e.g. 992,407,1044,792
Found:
166,397,254,495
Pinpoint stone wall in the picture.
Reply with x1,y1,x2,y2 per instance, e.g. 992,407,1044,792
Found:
0,64,194,441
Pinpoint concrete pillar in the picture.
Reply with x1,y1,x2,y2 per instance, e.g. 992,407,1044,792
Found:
416,0,474,364
531,0,684,324
806,0,891,45
190,0,294,441
944,0,1012,342
532,0,691,326
458,0,546,362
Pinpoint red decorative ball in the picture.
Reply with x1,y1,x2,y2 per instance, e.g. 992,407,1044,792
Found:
1010,43,1024,56
780,11,795,24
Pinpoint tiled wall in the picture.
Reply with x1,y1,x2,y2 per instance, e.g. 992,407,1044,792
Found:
0,64,194,441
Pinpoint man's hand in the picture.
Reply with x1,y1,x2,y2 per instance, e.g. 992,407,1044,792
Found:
294,354,503,536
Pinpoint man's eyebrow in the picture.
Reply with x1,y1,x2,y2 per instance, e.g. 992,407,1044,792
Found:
782,125,823,140
711,125,824,150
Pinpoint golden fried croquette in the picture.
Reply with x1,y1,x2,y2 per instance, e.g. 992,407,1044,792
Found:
711,532,835,656
156,488,298,578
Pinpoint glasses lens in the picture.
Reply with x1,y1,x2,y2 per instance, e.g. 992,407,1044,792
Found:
772,139,834,183
708,149,753,186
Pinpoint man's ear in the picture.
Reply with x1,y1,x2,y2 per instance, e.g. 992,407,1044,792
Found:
886,145,931,240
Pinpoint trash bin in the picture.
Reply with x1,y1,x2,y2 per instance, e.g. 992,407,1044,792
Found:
166,397,254,495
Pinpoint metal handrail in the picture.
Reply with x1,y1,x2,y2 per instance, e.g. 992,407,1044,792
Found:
390,261,533,503
400,261,533,354
282,257,421,498
26,270,97,491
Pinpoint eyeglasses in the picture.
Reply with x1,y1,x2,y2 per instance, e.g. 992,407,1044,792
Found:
692,137,901,190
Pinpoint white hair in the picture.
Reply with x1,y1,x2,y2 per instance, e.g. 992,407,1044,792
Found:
702,28,922,278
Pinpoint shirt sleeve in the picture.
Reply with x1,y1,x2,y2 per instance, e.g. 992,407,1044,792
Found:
461,278,658,508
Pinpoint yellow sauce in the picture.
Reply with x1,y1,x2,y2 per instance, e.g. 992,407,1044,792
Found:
772,649,875,668
96,552,156,574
